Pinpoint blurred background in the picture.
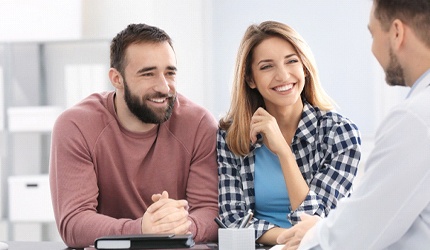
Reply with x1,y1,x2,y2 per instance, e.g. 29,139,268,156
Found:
0,0,409,242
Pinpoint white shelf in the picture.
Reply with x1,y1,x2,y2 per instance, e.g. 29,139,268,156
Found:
7,106,63,133
1,40,109,241
0,67,3,131
8,175,54,222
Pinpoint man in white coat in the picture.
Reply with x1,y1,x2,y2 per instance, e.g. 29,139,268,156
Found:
276,0,430,249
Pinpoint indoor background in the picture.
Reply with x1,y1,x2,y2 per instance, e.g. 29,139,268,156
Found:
0,0,409,242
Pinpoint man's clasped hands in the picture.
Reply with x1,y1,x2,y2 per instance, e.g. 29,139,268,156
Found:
141,191,191,235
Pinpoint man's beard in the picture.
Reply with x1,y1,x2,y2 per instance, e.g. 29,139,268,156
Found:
123,80,176,124
385,48,406,87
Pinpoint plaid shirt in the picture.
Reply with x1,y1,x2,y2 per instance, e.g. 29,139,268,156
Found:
217,102,361,239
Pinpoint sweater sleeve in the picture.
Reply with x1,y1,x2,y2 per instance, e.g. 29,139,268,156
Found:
49,112,142,248
185,112,219,243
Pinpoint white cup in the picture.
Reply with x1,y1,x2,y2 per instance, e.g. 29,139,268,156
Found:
218,227,255,250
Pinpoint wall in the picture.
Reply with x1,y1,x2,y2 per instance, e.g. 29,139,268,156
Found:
80,0,409,135
0,0,81,42
80,0,215,114
0,0,411,242
209,0,408,180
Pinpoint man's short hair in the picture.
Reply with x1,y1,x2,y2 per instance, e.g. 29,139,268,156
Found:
110,23,174,74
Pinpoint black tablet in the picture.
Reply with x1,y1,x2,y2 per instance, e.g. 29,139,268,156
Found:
94,234,195,249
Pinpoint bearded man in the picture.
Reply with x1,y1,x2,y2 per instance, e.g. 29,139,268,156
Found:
49,23,218,248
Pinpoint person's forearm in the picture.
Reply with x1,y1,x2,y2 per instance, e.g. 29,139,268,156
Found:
188,207,218,242
58,212,142,248
278,149,309,210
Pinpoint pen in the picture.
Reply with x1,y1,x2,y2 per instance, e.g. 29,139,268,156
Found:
214,217,228,228
238,209,253,228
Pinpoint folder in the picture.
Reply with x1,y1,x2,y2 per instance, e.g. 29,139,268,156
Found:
94,234,195,249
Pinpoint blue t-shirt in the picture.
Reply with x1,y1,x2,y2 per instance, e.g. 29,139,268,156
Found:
254,144,292,228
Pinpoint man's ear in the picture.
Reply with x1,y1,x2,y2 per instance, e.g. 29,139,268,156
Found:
390,19,405,51
109,68,124,89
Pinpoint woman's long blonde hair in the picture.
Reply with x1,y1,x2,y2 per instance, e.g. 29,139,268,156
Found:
220,21,334,156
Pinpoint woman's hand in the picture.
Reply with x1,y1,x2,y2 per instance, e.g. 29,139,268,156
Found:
250,107,288,154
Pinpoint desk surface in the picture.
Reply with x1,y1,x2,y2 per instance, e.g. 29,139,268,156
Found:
3,241,220,250
3,241,273,250
4,241,69,250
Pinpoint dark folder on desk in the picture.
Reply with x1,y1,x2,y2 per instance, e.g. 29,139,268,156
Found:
94,234,195,249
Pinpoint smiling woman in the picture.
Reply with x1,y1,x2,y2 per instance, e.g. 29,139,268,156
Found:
248,36,306,119
217,20,362,246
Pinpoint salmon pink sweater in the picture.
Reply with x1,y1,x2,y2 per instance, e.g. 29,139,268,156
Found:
49,91,219,248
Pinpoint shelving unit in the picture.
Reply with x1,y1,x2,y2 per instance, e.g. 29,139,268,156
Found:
0,40,111,241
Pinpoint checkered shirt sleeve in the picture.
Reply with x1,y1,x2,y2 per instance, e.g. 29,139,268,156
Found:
288,107,361,224
217,129,274,240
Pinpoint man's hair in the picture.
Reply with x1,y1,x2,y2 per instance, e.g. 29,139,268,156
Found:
110,23,173,75
374,0,430,47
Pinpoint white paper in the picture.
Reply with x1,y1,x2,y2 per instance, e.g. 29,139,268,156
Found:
269,245,284,250
0,67,3,131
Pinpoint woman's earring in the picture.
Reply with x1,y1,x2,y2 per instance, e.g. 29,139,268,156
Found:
247,78,256,89
249,82,257,89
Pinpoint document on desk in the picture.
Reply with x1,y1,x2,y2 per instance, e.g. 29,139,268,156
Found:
94,234,195,249
269,245,284,250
